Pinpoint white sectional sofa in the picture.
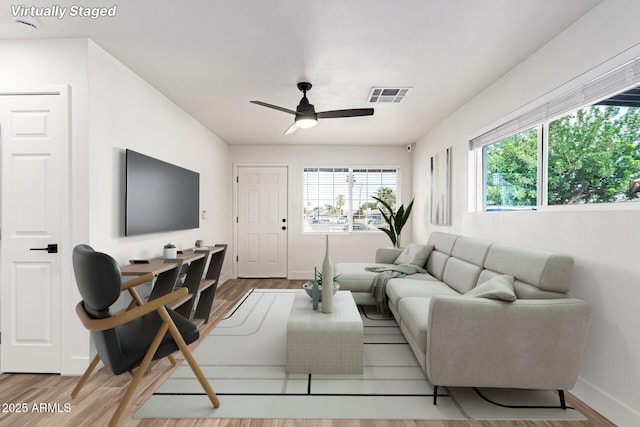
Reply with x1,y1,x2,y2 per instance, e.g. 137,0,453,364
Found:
334,232,592,405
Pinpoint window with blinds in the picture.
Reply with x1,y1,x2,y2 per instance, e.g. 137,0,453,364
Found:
303,167,399,232
470,57,640,151
472,57,640,210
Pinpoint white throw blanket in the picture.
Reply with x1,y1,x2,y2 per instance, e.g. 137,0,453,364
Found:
365,264,426,313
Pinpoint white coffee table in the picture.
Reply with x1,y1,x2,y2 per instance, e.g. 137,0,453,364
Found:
286,290,364,374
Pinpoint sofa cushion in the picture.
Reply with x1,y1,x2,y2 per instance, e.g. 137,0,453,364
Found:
424,232,459,280
425,250,449,281
398,297,432,352
426,232,459,254
442,257,483,294
484,243,573,294
333,262,389,293
386,278,460,311
464,275,516,301
440,236,494,294
477,270,569,300
450,236,493,266
406,273,442,282
394,244,434,267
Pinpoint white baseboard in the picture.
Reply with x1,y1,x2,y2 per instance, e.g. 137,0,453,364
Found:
61,356,94,376
289,271,312,280
222,271,310,281
572,377,640,427
219,271,233,285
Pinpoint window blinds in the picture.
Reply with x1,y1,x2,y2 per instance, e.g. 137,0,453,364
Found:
469,56,640,150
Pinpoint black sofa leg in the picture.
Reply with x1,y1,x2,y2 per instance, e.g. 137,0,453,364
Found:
433,385,438,405
558,390,566,410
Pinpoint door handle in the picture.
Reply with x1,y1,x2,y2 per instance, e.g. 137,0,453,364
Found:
30,244,58,254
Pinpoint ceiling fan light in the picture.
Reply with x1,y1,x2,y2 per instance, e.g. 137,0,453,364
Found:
295,116,318,128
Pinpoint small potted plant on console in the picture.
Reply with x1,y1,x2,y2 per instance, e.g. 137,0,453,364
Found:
163,243,177,259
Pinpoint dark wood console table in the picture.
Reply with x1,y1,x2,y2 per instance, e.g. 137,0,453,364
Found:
120,244,227,326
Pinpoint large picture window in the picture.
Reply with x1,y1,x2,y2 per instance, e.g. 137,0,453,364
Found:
547,100,640,205
483,128,538,210
472,58,640,211
303,167,398,232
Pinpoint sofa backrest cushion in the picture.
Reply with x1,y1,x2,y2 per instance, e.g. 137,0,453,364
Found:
393,243,434,267
425,232,458,280
482,243,574,297
442,236,493,293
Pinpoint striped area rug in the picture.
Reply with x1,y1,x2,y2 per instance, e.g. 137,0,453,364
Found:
136,289,585,421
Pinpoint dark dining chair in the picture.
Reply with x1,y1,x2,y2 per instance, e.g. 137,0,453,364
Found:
70,244,219,426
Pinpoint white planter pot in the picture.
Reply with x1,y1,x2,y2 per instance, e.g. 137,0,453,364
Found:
164,248,177,259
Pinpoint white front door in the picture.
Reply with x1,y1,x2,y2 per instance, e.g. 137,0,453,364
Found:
237,166,288,277
0,92,68,373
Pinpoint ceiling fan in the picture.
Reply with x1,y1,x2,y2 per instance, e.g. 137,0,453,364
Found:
250,82,374,135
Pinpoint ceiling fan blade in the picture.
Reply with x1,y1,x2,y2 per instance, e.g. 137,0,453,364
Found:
283,122,298,135
317,108,374,119
250,100,297,115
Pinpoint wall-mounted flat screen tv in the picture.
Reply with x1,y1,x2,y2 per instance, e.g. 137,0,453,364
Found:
125,149,200,236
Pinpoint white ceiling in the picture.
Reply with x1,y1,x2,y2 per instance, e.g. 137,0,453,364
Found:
0,0,602,145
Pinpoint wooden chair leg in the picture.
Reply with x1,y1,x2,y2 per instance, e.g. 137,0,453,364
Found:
179,340,220,408
168,354,177,366
158,307,220,408
127,287,146,307
125,299,138,311
107,323,168,427
71,354,101,399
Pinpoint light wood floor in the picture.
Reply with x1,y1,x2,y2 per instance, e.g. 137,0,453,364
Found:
0,278,615,427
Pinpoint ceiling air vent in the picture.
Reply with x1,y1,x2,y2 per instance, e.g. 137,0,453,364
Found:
14,16,40,31
367,87,411,103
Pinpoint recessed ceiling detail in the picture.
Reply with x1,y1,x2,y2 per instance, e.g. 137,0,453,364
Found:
367,87,412,103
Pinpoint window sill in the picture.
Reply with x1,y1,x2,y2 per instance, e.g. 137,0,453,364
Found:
479,201,640,213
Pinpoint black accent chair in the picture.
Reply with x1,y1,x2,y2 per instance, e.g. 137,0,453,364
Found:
70,244,219,426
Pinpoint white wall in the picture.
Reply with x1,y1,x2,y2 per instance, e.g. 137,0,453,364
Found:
230,144,412,278
86,41,232,266
411,1,640,425
0,38,233,375
0,38,91,375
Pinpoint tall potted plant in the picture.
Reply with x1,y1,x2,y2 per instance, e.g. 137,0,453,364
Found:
372,196,414,248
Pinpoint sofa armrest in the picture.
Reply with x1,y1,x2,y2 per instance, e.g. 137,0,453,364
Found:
375,248,403,264
426,296,591,391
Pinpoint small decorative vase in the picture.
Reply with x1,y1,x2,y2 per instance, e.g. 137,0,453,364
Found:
164,247,177,259
321,235,333,313
312,267,319,310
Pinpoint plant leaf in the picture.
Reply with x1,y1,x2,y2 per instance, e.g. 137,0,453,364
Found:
395,198,414,236
395,205,405,229
372,196,393,215
377,226,397,246
373,195,414,248
372,196,394,230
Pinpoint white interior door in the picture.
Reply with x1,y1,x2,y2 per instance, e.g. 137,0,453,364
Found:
237,166,288,277
0,92,67,373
